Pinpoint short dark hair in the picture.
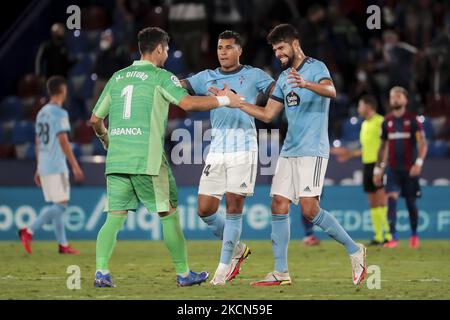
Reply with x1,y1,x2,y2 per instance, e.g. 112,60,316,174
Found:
359,94,378,110
267,24,300,45
218,30,242,46
46,76,66,96
138,27,170,55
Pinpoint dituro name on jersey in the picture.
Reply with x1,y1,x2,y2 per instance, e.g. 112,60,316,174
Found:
111,128,143,136
116,71,148,81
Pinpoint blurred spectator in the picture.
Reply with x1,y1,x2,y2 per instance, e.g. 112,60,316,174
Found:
35,23,75,79
297,4,328,61
92,29,131,103
382,30,417,93
168,0,208,73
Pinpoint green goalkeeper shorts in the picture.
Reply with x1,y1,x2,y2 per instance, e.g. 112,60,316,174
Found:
105,157,178,213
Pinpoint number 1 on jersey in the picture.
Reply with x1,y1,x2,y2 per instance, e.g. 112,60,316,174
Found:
121,85,134,119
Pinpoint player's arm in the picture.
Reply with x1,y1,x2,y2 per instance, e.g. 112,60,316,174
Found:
178,78,243,111
330,147,362,162
180,79,190,91
287,68,336,99
90,114,109,150
58,132,84,182
208,85,284,123
373,140,388,186
410,129,428,177
177,93,240,112
239,98,284,123
34,137,41,187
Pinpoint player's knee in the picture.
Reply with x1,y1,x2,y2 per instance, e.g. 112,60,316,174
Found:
197,203,218,217
225,198,244,213
300,200,320,220
226,205,243,214
271,196,289,214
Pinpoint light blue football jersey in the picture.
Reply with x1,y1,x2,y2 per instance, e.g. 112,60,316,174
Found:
36,103,71,176
186,65,275,153
271,57,332,158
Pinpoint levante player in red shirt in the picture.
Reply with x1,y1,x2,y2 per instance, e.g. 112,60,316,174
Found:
374,86,428,248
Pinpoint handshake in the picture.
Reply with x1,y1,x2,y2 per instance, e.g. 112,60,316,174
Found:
209,83,246,108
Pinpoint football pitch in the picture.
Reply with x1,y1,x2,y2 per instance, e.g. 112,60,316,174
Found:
1,240,449,300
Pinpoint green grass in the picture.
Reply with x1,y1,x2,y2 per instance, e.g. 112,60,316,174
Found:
1,240,449,300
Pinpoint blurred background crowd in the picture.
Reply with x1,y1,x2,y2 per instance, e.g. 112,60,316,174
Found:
0,0,449,162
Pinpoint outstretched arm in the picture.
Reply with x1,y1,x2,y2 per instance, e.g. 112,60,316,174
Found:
208,86,284,123
239,98,284,123
177,83,243,112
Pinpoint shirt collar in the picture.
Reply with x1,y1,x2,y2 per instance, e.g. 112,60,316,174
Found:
132,60,155,66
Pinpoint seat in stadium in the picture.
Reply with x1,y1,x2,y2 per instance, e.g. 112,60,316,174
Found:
73,120,95,145
0,96,24,121
17,74,45,98
11,120,35,145
341,116,363,143
24,142,36,160
427,140,449,158
92,138,107,156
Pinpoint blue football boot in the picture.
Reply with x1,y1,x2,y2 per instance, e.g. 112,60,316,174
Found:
94,271,116,288
176,270,209,287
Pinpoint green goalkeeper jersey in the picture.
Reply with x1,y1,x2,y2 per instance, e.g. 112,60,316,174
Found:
93,60,188,175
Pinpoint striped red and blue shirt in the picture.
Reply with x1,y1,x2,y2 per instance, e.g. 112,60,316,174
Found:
381,111,424,171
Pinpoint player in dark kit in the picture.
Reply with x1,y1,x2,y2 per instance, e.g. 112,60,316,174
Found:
374,86,428,249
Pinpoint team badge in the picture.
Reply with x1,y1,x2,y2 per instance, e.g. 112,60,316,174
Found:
239,75,245,86
286,91,300,107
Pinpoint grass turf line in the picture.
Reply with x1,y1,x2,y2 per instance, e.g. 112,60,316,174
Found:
1,240,449,300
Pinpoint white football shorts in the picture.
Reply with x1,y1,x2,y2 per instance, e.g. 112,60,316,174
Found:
40,173,70,203
198,151,258,200
270,156,328,205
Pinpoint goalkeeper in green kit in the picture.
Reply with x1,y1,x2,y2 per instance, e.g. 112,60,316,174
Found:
90,27,242,287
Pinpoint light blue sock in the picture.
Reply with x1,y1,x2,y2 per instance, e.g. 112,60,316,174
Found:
272,214,290,273
219,214,242,265
201,212,225,240
52,204,68,245
312,208,359,254
30,204,63,234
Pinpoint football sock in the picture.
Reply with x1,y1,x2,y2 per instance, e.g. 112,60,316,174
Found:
201,212,225,240
370,207,383,243
96,213,127,271
52,204,68,245
160,209,190,276
302,215,314,237
29,203,65,234
272,214,290,273
380,206,392,241
312,208,359,254
219,214,242,265
405,197,419,236
387,197,398,240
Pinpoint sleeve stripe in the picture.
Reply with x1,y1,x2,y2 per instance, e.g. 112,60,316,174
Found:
270,95,284,103
317,77,333,83
264,81,276,96
184,79,196,95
